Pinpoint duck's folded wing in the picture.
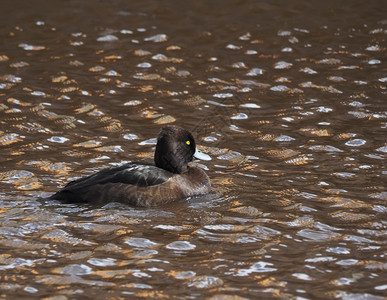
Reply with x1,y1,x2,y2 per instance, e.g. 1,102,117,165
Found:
49,163,172,202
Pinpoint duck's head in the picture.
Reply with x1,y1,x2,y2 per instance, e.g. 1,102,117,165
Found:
154,125,211,174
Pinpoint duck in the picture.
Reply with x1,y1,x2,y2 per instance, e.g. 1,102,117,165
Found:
48,125,211,207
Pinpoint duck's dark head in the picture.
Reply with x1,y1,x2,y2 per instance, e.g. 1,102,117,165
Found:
154,125,210,174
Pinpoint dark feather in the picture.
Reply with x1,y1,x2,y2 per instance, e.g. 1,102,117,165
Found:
49,162,173,202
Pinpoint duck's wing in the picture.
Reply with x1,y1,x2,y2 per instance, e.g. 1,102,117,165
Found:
49,163,173,202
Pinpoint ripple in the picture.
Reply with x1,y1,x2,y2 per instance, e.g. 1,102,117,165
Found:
365,45,383,51
345,139,366,147
226,44,242,50
24,286,38,294
333,172,356,179
375,145,387,153
152,53,167,61
153,224,185,231
26,160,71,175
328,76,346,82
327,247,350,254
278,30,291,36
370,193,387,201
204,224,237,231
274,135,295,142
1,74,22,83
270,85,289,92
10,61,29,68
95,145,123,152
231,113,248,120
137,62,152,68
348,101,366,107
348,111,370,119
292,273,313,281
236,261,277,276
309,145,343,152
299,81,343,93
305,256,336,263
0,257,45,270
300,67,318,74
203,136,217,142
123,133,138,140
0,169,41,190
0,133,23,145
232,61,247,69
217,150,243,161
138,138,157,145
336,259,358,266
32,90,47,96
188,276,223,288
240,103,261,108
144,34,168,42
297,228,340,242
250,225,281,238
124,237,158,248
330,211,374,223
74,140,102,148
120,29,133,34
246,68,264,76
166,241,196,251
274,61,293,69
314,106,333,113
41,229,95,246
60,264,93,275
171,271,196,279
229,206,262,216
368,59,381,65
47,136,70,143
0,54,9,62
18,43,45,51
317,58,341,65
87,258,117,267
97,34,119,42
213,93,233,98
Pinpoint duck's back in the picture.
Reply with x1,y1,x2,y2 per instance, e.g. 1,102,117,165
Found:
49,163,210,207
49,163,173,204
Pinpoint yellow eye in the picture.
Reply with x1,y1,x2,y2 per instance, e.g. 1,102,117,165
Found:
186,140,191,146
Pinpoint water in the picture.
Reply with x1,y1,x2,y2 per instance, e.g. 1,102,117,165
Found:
0,0,386,298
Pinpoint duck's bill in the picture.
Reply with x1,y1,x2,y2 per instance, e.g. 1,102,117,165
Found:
194,148,212,161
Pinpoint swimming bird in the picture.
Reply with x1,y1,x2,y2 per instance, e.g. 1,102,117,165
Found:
49,125,211,207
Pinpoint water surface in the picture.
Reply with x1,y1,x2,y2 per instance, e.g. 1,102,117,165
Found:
0,0,386,299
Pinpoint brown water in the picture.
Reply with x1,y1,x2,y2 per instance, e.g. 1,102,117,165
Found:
0,0,386,298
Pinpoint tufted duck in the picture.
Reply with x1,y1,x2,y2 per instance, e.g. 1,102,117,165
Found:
49,125,211,207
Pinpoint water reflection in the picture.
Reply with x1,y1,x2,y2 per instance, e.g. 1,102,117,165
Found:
0,0,386,299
